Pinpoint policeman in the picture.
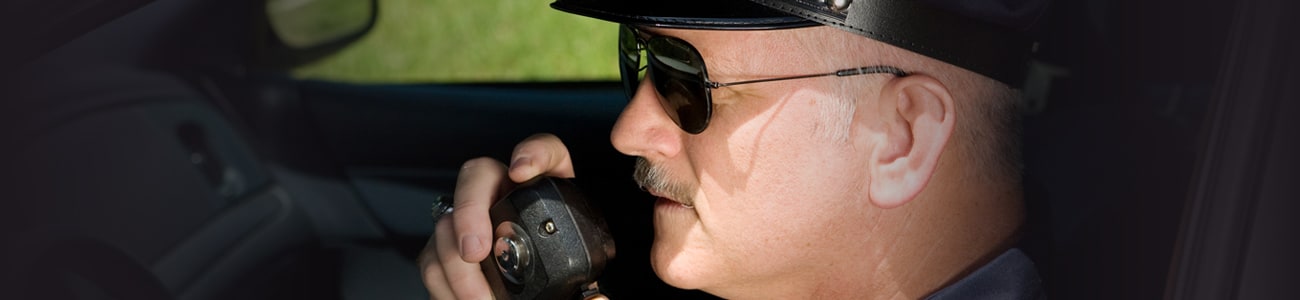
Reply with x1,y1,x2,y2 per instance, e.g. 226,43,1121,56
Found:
421,0,1049,298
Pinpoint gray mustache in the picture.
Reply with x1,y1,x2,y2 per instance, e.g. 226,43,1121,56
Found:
633,157,695,206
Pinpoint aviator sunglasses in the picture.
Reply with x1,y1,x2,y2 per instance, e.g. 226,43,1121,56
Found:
619,24,910,134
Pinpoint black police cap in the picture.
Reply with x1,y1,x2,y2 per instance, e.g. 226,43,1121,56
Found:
551,0,1050,87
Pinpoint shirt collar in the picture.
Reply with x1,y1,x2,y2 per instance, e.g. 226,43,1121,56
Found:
925,248,1044,300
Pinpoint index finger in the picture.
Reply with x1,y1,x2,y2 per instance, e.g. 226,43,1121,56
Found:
452,157,509,263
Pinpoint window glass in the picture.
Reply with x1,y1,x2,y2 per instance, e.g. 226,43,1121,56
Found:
291,0,618,83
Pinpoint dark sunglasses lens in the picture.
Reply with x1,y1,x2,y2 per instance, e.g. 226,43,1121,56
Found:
618,26,641,99
646,38,711,134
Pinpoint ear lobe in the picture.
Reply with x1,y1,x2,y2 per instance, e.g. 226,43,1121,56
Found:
868,75,956,209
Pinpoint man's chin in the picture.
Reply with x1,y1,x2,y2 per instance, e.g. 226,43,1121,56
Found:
650,205,712,290
649,239,711,290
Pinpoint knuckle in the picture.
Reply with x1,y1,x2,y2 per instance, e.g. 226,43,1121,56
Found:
525,132,558,141
448,278,490,300
461,157,499,171
518,134,562,152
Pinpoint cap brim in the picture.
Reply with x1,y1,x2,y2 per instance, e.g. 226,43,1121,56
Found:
551,0,818,30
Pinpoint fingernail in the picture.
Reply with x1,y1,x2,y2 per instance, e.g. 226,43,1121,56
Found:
510,156,531,172
460,235,482,259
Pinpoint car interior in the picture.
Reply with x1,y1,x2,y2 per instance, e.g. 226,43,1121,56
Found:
1,0,1295,299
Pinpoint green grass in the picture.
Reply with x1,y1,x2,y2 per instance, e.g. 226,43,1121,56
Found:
288,0,620,83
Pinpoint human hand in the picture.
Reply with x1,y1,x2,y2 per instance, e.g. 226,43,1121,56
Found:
419,133,575,300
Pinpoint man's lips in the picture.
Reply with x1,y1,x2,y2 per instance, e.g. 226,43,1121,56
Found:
646,189,671,202
655,197,692,209
648,189,692,208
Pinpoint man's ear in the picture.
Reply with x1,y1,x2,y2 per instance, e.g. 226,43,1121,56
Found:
863,75,956,209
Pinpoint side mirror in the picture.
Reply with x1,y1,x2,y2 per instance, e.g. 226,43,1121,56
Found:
255,0,377,68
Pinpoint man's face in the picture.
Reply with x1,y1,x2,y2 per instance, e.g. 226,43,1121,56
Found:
611,26,883,296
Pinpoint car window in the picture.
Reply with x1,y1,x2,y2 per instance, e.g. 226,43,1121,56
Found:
288,0,618,83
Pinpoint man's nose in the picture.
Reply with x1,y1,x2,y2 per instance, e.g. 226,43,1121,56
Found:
610,78,684,160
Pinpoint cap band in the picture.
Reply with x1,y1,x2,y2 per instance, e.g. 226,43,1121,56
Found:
551,0,1036,86
551,0,817,30
749,0,1034,86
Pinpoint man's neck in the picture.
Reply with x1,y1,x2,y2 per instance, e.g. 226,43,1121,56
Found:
833,173,1024,298
702,165,1024,299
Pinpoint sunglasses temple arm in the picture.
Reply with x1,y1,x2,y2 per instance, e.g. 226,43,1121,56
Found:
708,73,833,88
708,65,909,89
